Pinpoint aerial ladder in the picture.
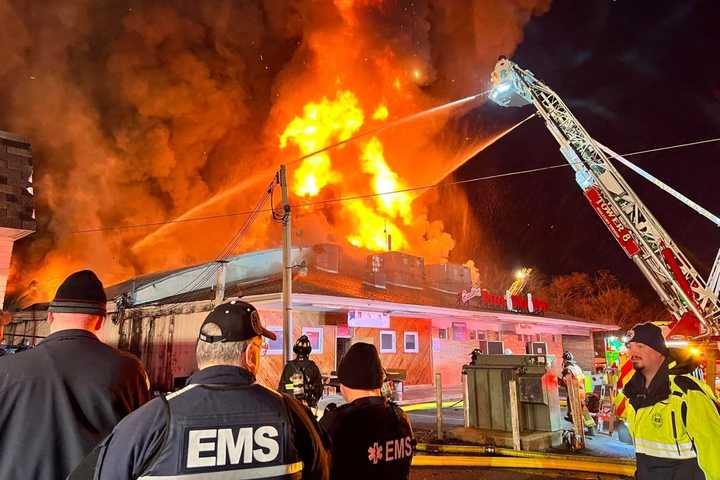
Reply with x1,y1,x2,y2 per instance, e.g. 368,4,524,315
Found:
488,57,720,343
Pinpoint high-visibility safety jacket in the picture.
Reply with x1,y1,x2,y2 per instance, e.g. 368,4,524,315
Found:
618,363,720,480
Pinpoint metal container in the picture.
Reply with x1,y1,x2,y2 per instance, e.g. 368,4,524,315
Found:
463,354,561,433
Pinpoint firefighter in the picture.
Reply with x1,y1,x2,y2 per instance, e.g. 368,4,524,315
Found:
279,335,324,408
0,270,150,480
619,322,720,480
319,342,414,480
92,300,329,480
561,351,596,434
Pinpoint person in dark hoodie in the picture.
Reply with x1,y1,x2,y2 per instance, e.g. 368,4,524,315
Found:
0,270,150,480
618,322,720,480
320,342,414,480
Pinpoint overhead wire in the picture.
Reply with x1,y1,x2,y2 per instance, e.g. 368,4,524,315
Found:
110,117,720,310
71,135,720,234
150,177,278,311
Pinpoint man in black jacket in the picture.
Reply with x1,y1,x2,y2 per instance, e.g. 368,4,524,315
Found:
0,270,150,480
94,300,330,480
320,342,414,480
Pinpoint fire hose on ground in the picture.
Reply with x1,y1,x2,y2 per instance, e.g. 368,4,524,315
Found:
413,443,636,476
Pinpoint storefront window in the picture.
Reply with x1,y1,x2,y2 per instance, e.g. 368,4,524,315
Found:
267,327,284,355
452,322,467,341
404,332,419,353
380,331,396,353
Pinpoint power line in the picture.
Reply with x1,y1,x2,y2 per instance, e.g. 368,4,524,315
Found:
292,163,573,211
70,135,720,233
72,209,274,234
151,178,277,310
621,137,720,157
71,91,491,236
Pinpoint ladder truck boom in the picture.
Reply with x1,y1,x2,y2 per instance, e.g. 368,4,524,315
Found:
489,57,720,339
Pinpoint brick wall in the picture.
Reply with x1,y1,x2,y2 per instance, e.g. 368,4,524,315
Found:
0,131,35,232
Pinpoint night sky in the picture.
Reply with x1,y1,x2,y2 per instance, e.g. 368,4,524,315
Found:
439,0,720,302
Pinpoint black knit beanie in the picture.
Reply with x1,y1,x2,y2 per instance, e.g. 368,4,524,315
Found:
626,322,668,356
48,270,107,316
338,342,384,389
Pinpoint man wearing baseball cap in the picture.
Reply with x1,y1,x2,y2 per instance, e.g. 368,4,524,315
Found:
93,300,329,480
0,270,150,480
320,342,414,479
619,322,720,479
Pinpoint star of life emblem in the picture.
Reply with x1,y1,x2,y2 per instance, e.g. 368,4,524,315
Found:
368,442,383,464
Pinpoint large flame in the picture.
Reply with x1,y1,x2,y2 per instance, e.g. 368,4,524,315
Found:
280,91,364,196
0,0,551,304
280,90,420,253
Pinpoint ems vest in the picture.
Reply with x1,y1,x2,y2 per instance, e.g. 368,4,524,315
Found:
320,397,414,480
624,374,708,460
136,383,304,479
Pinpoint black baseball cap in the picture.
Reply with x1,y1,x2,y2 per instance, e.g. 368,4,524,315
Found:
198,300,277,343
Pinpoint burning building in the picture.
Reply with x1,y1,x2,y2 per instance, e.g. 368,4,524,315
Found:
4,244,614,391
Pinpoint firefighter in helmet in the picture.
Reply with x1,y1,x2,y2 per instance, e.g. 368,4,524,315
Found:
561,351,596,434
279,335,324,408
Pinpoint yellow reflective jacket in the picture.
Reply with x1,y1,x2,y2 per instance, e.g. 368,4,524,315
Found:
618,365,720,480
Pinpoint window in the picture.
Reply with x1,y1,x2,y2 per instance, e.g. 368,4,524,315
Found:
438,328,449,340
380,331,396,353
487,341,505,355
452,322,467,341
404,332,419,353
267,327,284,355
469,330,486,341
301,327,324,354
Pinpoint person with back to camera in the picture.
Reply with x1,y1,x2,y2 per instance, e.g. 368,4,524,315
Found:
0,270,150,480
91,300,330,480
320,342,414,479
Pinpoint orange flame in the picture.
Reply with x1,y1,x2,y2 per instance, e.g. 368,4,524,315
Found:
281,89,422,252
360,137,412,224
372,105,389,120
279,91,364,197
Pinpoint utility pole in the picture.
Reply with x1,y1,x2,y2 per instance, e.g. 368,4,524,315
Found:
279,165,293,364
214,260,228,305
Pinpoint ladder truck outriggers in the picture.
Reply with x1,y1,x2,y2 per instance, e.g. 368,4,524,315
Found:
488,58,720,442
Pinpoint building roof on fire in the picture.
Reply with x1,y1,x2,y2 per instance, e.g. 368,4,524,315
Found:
97,245,615,332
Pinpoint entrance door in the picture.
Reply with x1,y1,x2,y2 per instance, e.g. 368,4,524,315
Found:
336,337,352,371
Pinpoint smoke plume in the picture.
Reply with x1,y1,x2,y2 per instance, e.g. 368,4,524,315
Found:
0,0,550,303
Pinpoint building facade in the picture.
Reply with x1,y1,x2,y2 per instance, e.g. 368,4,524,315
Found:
5,245,614,390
